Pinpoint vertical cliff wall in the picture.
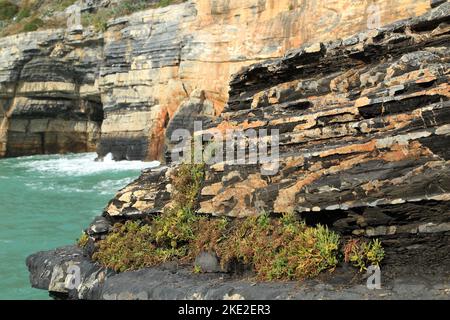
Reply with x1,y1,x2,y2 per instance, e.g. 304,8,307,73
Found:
97,0,432,161
0,0,432,159
0,30,103,157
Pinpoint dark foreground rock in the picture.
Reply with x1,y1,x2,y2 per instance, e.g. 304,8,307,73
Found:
26,245,449,300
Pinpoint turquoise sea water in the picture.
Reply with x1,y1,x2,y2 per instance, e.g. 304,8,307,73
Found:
0,153,159,300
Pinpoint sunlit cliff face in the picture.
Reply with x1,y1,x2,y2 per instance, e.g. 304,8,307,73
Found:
0,0,431,161
99,0,430,160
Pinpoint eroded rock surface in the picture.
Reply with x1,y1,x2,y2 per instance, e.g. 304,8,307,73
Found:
25,1,450,300
97,2,450,294
26,245,450,300
0,29,103,157
1,0,432,159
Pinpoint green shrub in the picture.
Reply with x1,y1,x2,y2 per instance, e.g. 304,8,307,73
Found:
0,0,18,21
22,17,44,32
215,214,341,280
90,162,382,281
189,217,229,259
92,221,159,272
344,238,385,271
93,163,206,271
16,7,31,21
77,232,89,248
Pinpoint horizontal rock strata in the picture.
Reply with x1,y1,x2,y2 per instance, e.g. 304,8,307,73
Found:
1,0,432,159
25,1,450,300
0,30,103,157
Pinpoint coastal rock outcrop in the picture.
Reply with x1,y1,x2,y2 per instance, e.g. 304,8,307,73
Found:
0,29,103,157
100,0,450,287
1,0,432,159
96,0,432,161
25,245,450,300
25,1,450,300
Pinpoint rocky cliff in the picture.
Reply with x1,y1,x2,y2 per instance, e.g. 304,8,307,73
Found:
26,2,450,300
105,1,450,267
0,0,432,160
0,29,103,157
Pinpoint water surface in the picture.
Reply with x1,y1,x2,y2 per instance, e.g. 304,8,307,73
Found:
0,153,158,299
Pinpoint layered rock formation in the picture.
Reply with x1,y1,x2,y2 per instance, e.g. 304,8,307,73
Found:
0,30,103,157
26,2,450,299
1,0,432,160
97,0,432,161
108,2,450,223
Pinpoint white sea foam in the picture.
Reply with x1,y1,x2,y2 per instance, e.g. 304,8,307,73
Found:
93,177,136,194
16,153,160,176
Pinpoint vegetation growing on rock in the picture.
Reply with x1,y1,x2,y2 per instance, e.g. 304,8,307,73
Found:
212,213,341,280
0,1,19,21
77,232,89,248
93,163,206,271
91,163,384,279
343,238,385,271
0,0,186,35
81,0,188,32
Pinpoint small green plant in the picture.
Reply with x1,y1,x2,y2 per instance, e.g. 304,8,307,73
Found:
193,265,202,274
158,0,173,7
0,0,18,21
92,220,158,272
189,217,229,259
151,162,205,258
93,162,206,271
215,215,341,281
16,7,31,22
344,238,385,271
81,11,111,32
77,232,89,248
22,17,44,32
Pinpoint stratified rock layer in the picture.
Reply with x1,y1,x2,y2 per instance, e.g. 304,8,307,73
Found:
0,29,103,157
25,1,450,300
1,0,432,159
97,0,432,161
102,2,450,281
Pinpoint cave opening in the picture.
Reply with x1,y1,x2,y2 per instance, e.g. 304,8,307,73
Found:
4,98,105,158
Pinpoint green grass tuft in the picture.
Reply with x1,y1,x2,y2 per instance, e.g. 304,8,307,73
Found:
0,0,18,21
77,232,89,248
22,17,44,32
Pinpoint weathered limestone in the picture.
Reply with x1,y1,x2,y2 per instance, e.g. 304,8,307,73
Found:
0,29,103,157
97,0,432,161
1,0,432,159
101,2,450,275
